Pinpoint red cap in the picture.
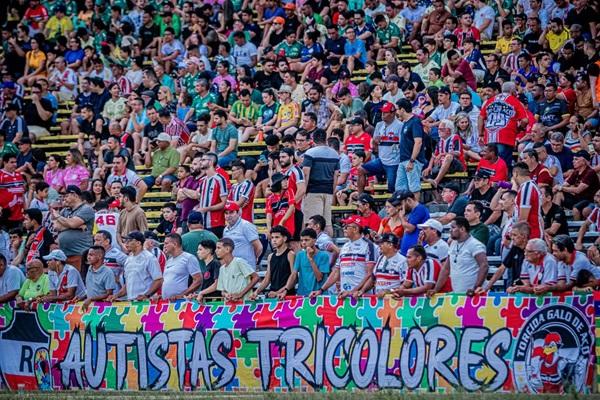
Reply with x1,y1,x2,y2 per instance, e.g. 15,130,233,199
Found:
273,16,285,24
224,201,240,212
381,102,396,113
341,215,365,227
284,3,296,9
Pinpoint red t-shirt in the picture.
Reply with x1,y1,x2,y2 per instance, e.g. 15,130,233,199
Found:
266,189,296,236
343,132,372,156
480,93,528,147
453,26,481,47
0,169,25,222
24,5,48,30
530,163,553,186
441,59,477,91
476,157,509,183
361,211,381,232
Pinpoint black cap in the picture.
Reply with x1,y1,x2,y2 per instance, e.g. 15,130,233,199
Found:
271,172,288,186
442,182,460,194
5,103,19,112
144,230,159,242
574,150,591,162
17,137,32,145
356,193,375,207
65,185,82,196
141,90,155,98
474,169,492,179
377,233,400,248
438,86,452,95
350,117,364,126
187,211,203,224
123,230,145,243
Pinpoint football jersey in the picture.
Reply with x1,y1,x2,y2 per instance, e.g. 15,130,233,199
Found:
406,258,451,292
336,237,378,292
229,179,255,222
515,180,544,239
520,254,558,285
197,174,228,229
281,165,304,209
374,253,407,293
480,93,528,147
0,169,25,222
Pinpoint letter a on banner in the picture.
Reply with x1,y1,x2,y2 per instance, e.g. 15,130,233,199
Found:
0,311,52,390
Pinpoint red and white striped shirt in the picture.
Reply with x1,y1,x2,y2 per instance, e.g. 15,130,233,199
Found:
281,164,304,209
165,117,190,147
229,179,255,222
516,180,544,239
197,174,228,229
434,133,466,168
406,259,452,292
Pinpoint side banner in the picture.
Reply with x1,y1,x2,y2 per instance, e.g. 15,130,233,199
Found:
0,294,595,393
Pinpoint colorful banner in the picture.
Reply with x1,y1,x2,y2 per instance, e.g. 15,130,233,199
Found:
0,294,596,393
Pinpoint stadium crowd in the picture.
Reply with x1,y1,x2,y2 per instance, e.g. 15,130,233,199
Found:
0,0,599,305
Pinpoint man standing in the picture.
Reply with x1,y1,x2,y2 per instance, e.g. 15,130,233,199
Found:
358,102,401,194
0,154,25,229
0,254,25,303
250,226,294,299
513,162,544,240
116,186,148,249
398,190,430,256
479,82,529,169
94,230,127,289
302,129,340,235
108,231,163,301
161,233,202,300
431,217,488,294
223,202,263,269
51,185,95,272
196,153,228,237
216,238,259,301
311,216,378,297
229,160,255,222
395,99,426,200
83,246,116,309
22,208,53,263
181,211,219,268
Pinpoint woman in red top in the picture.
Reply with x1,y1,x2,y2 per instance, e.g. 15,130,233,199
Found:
266,173,296,237
378,198,404,239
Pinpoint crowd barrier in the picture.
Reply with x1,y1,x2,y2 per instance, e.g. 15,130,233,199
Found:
0,294,597,393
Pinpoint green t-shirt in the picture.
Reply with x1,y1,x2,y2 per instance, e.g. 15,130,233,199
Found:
376,22,401,46
470,223,490,247
182,229,219,271
211,123,239,156
18,274,50,300
151,146,181,177
216,258,255,299
0,142,18,159
161,74,176,94
340,98,365,119
231,100,260,122
182,73,199,95
192,92,215,120
276,41,302,59
159,14,182,36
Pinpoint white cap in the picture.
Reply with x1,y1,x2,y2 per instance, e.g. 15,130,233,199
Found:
156,132,171,142
417,219,444,233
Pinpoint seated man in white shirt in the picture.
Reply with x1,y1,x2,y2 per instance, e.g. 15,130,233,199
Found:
41,249,86,302
508,238,559,295
0,253,25,303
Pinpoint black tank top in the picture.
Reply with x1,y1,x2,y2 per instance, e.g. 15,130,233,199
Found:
270,248,292,293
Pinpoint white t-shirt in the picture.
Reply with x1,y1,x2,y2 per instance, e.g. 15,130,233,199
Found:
557,251,600,282
162,252,201,299
520,254,558,285
374,252,407,293
95,212,120,246
49,264,87,298
448,236,487,292
430,102,461,122
424,239,449,262
124,250,162,300
474,5,495,39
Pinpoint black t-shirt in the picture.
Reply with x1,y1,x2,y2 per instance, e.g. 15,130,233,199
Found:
523,31,542,54
324,37,346,57
269,248,293,293
542,203,569,236
254,71,283,91
502,246,525,287
202,259,221,297
537,98,568,130
23,98,54,128
566,7,595,35
321,66,350,85
398,72,426,93
103,147,135,171
139,23,160,48
483,68,511,87
144,121,163,142
268,29,287,48
470,186,498,224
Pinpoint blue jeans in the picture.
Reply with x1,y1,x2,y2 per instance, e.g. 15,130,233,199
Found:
143,174,177,188
218,152,237,168
495,143,514,172
362,157,398,193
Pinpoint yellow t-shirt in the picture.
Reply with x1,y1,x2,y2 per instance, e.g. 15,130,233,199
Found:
495,36,514,55
26,50,47,73
546,29,570,54
45,16,74,39
277,101,300,128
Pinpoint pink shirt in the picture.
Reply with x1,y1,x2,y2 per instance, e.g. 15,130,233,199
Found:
45,168,65,191
63,165,89,188
213,74,237,91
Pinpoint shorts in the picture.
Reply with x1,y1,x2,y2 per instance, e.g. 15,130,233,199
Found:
303,193,333,230
362,158,398,193
431,158,464,177
395,160,423,193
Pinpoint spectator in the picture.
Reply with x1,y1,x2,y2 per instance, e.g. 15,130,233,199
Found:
196,152,228,237
464,201,489,245
513,162,544,240
215,238,259,301
191,240,222,301
417,219,449,262
83,246,116,308
143,132,180,191
541,185,569,239
552,234,598,291
116,186,148,249
0,153,26,229
0,253,25,303
553,150,600,219
94,230,127,289
50,185,95,271
354,193,381,232
106,154,147,202
280,228,330,298
181,211,219,268
576,189,600,251
22,208,54,264
223,201,263,269
0,103,28,144
302,129,340,234
210,110,239,168
437,182,469,225
250,226,294,300
108,231,163,301
41,249,86,302
423,119,465,189
507,238,558,295
363,233,407,297
15,259,49,305
161,233,202,300
522,149,553,187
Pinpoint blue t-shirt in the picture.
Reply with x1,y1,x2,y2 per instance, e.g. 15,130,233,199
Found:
344,39,367,65
64,49,84,65
300,42,324,62
399,116,426,164
400,203,430,255
294,249,330,296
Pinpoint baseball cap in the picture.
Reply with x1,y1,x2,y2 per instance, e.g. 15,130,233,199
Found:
273,16,285,24
141,90,155,98
156,132,171,142
123,231,145,243
187,211,203,224
441,182,460,194
271,172,288,186
224,201,240,212
417,219,444,233
356,193,375,207
65,185,82,196
377,233,400,247
574,150,591,162
350,117,364,126
474,169,492,179
144,230,159,243
2,82,16,90
43,249,67,262
341,215,365,227
394,190,414,201
284,3,296,9
438,86,452,95
17,137,32,145
339,70,350,79
381,102,396,113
